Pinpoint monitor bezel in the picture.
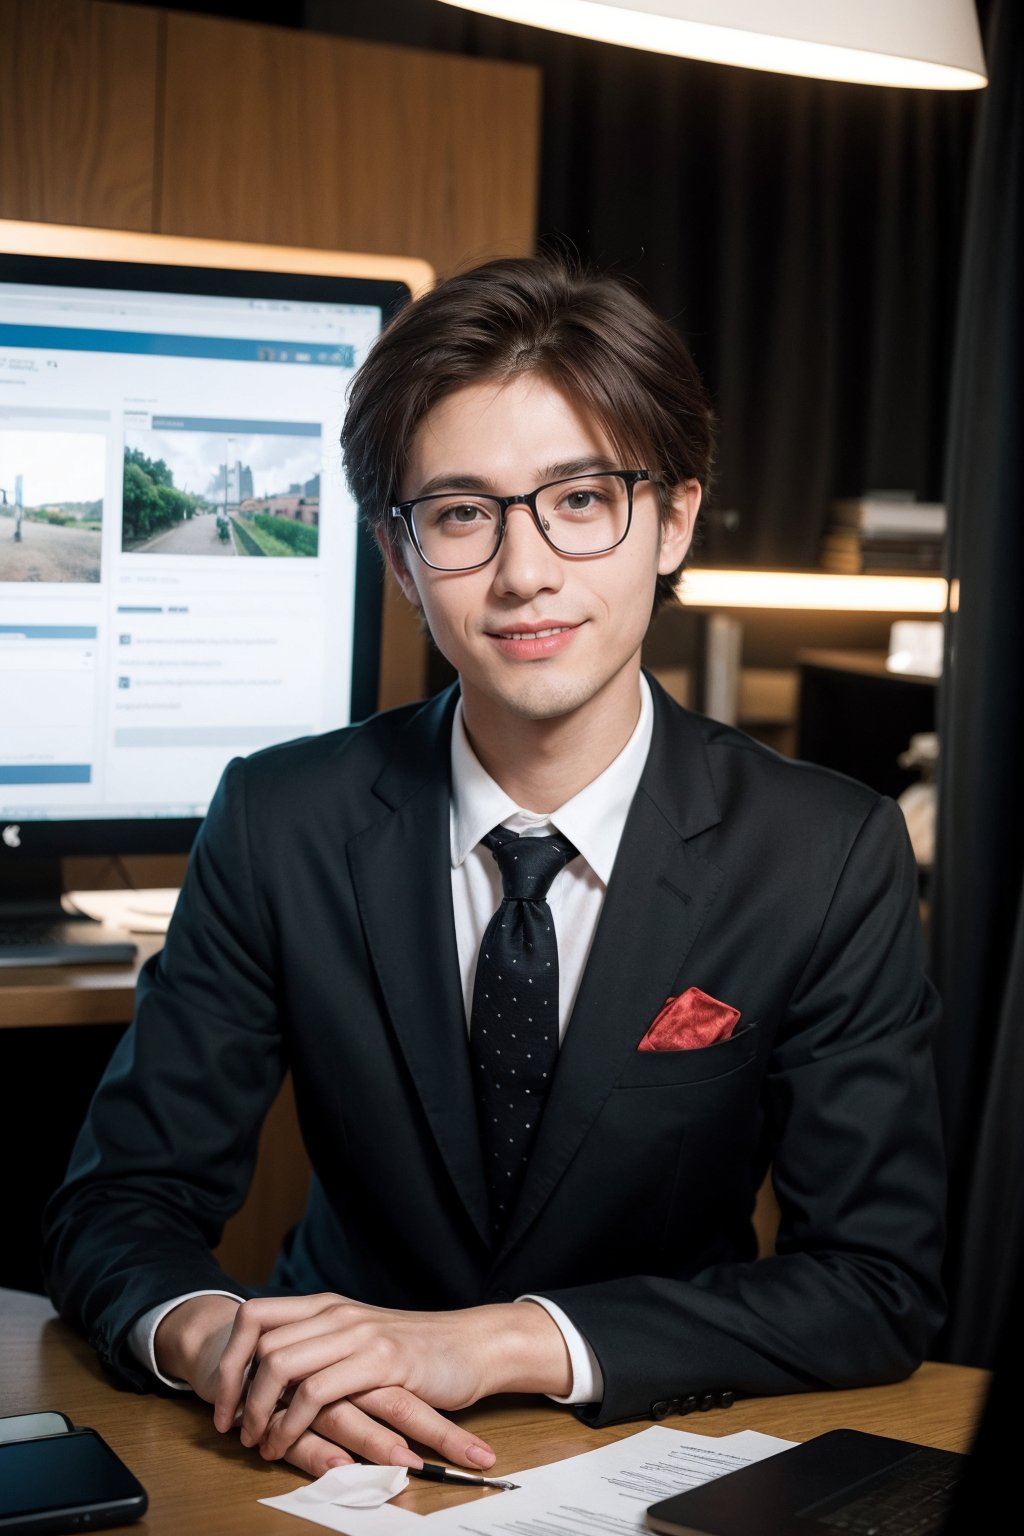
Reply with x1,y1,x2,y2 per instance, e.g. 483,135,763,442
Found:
0,219,432,864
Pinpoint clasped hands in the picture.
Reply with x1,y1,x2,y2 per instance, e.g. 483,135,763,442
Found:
155,1292,572,1479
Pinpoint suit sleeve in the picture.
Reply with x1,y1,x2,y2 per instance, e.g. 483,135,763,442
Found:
540,796,947,1425
40,758,284,1390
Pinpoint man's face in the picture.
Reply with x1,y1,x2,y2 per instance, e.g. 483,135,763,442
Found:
385,372,699,740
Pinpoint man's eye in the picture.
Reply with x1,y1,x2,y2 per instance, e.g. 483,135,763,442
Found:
437,502,490,527
560,488,606,514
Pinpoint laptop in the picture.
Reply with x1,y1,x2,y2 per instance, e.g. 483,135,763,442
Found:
645,1426,966,1536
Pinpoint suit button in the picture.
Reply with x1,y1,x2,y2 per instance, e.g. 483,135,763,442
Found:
698,1393,715,1410
680,1395,698,1414
718,1390,735,1408
650,1400,672,1419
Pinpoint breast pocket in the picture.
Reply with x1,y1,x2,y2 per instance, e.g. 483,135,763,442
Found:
613,1019,761,1088
544,1020,765,1277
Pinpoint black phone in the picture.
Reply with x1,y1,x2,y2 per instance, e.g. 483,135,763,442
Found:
0,1427,148,1534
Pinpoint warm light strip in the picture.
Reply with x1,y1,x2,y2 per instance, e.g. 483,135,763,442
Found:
439,2,987,89
0,218,435,297
676,570,949,612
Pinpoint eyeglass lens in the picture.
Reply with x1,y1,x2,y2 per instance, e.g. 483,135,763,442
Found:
409,472,634,570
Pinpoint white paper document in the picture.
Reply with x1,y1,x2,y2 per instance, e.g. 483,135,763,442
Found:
420,1426,795,1536
260,1425,795,1536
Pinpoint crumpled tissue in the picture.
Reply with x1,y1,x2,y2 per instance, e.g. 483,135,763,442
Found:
291,1466,410,1506
259,1464,419,1532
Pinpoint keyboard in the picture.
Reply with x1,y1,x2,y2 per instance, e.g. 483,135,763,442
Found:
807,1446,963,1535
0,919,138,968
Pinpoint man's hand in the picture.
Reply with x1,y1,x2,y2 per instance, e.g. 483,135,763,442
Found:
155,1292,571,1476
153,1296,477,1476
211,1293,572,1466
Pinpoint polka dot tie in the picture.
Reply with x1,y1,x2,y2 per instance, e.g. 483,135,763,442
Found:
469,825,578,1242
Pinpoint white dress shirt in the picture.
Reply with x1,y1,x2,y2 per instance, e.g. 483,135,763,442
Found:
131,675,654,1411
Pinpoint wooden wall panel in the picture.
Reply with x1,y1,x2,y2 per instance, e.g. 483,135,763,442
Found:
158,13,540,282
0,0,158,231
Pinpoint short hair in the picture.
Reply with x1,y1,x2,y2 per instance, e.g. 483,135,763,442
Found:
341,252,715,610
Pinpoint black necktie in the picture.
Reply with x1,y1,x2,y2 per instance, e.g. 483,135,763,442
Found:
469,825,579,1240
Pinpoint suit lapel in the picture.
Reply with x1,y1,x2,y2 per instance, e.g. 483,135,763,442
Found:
347,686,492,1248
496,678,725,1261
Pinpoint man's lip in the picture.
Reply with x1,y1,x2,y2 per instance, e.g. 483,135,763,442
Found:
485,621,581,638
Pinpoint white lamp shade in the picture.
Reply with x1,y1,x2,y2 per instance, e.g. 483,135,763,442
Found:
438,0,987,89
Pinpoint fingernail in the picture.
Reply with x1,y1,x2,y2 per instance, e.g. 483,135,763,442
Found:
467,1444,496,1468
390,1447,424,1470
239,1430,254,1448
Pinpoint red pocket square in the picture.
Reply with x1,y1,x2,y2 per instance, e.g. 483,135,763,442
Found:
637,987,741,1051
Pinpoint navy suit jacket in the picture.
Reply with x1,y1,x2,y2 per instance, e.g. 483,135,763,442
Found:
41,674,946,1425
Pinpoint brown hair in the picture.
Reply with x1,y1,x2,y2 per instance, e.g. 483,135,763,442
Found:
341,252,715,610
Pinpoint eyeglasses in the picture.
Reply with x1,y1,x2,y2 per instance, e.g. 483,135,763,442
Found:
390,469,652,572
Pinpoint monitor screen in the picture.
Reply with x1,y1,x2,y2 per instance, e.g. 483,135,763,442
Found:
0,221,428,890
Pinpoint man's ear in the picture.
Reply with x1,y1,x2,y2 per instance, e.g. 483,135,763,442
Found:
374,526,422,608
657,479,702,576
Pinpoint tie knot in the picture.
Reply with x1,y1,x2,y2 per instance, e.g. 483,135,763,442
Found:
483,827,578,902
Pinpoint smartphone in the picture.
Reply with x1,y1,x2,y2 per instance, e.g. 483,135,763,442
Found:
0,1427,148,1533
0,1413,74,1445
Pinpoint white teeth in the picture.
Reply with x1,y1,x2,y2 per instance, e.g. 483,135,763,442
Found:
504,627,569,639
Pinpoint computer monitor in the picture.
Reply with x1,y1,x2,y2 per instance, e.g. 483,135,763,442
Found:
0,218,432,949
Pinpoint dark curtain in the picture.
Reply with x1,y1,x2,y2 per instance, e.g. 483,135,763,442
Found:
305,0,976,568
930,0,1024,1369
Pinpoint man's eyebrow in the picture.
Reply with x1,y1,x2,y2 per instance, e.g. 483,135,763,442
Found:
411,472,495,498
410,457,620,499
541,456,621,480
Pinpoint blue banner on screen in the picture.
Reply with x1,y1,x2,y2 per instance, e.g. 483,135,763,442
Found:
0,324,355,367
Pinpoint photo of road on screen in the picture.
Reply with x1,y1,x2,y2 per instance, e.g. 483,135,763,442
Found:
121,417,322,559
0,429,105,583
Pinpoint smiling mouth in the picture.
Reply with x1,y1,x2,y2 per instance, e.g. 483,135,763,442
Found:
489,623,579,639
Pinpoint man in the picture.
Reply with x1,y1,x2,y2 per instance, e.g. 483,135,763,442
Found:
42,254,946,1481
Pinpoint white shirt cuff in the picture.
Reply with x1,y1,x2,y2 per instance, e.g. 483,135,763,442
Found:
128,1290,243,1390
516,1295,604,1406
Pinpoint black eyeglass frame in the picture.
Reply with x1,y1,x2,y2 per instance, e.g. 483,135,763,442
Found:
390,468,652,572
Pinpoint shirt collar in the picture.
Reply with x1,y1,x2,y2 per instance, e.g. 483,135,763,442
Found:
450,673,654,887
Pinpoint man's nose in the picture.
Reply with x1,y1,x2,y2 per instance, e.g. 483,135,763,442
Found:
491,502,562,592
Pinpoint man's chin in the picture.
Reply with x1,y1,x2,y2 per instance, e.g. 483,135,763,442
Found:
477,674,600,725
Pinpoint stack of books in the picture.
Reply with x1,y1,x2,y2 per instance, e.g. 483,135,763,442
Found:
820,496,946,574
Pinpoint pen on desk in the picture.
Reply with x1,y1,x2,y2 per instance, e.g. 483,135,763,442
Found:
409,1462,520,1491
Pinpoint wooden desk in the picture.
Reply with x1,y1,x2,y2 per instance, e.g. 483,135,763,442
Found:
0,937,163,1030
1,1288,990,1536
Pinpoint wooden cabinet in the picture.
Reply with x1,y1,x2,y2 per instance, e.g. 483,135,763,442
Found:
0,0,539,279
0,0,159,231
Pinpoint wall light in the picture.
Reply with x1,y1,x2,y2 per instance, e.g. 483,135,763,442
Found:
676,569,949,612
438,1,987,89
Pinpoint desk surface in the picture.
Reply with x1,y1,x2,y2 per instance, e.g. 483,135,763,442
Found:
0,934,163,1029
1,1288,990,1536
